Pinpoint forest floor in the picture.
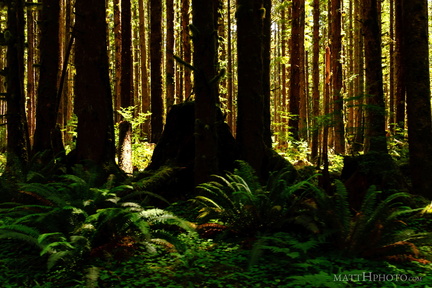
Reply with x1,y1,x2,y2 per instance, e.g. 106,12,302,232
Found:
1,141,432,287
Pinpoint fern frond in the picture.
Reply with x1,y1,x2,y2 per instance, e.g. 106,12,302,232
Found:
0,224,41,248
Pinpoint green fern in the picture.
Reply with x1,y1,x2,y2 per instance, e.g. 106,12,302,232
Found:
192,161,321,236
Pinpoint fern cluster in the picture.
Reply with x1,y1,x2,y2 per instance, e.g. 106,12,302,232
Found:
310,180,426,258
0,172,194,271
192,160,319,236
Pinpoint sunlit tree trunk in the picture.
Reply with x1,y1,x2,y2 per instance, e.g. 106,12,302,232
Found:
181,0,192,100
166,0,175,108
330,0,345,154
150,0,164,143
138,0,150,137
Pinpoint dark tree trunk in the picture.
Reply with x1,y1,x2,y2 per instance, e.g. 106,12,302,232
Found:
74,0,117,168
150,0,164,143
120,0,134,109
236,0,267,177
362,0,388,154
311,0,320,163
6,0,30,174
262,0,272,148
289,0,304,141
33,0,63,159
402,0,432,198
192,0,220,184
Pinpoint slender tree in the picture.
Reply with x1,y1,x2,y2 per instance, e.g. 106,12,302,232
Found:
150,0,164,143
288,0,304,141
402,0,432,198
120,0,134,109
166,0,175,108
310,0,320,163
330,0,345,153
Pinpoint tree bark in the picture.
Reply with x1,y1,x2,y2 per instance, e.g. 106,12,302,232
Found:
236,0,267,177
402,0,432,198
362,0,388,154
192,0,220,184
330,0,345,154
150,0,164,143
166,0,175,108
33,0,63,159
6,0,30,174
74,0,117,168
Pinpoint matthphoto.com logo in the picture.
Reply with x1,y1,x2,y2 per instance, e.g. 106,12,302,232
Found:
333,272,423,283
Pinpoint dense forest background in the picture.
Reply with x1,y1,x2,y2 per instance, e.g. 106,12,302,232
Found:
1,0,432,197
1,0,432,286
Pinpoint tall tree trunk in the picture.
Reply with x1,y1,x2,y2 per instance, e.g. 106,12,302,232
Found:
262,0,272,148
311,0,320,163
121,0,134,109
6,0,30,174
330,0,345,154
226,0,234,130
395,0,405,131
74,0,117,169
166,0,175,108
181,0,192,100
236,0,267,178
362,0,388,154
138,0,150,137
113,0,121,122
150,0,164,143
402,0,432,198
289,0,304,141
192,0,220,184
33,0,63,159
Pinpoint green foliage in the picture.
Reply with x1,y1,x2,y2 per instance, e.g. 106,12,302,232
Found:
116,106,153,171
0,171,194,272
192,160,320,236
310,180,421,258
